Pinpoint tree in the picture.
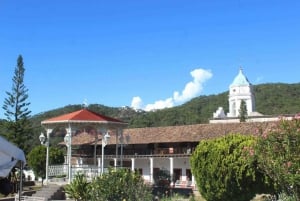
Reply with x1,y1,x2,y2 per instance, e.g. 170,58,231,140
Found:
88,168,152,201
239,100,248,122
27,145,64,182
190,134,273,201
2,55,32,154
256,118,300,199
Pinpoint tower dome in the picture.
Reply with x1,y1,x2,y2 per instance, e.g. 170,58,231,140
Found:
230,68,250,87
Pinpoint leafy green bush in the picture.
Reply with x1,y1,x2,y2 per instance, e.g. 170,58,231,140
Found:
256,119,300,199
89,168,152,201
277,192,298,201
64,173,90,201
190,134,272,201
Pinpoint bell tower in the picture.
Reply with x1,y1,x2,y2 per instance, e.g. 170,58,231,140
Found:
227,68,255,117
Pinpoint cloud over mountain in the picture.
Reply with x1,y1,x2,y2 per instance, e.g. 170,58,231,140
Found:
131,68,212,111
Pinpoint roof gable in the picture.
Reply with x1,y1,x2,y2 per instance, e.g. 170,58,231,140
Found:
42,109,125,124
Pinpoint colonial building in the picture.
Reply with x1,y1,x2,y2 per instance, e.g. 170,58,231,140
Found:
42,68,290,188
42,108,275,189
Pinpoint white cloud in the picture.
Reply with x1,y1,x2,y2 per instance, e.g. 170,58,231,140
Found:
130,96,143,110
144,98,173,111
130,68,212,111
173,69,212,103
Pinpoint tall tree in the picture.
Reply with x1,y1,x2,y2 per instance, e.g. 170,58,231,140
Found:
2,55,32,154
239,100,248,122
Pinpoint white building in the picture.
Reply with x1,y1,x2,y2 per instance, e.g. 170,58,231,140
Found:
211,68,267,123
227,68,256,117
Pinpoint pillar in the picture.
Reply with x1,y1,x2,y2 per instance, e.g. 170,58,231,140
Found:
98,157,101,175
169,157,174,183
131,158,135,172
114,158,117,170
45,128,52,184
149,157,153,184
66,125,73,183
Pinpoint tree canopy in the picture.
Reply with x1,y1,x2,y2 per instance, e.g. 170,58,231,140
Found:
27,145,64,180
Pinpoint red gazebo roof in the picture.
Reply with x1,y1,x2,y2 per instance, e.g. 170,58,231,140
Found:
41,109,127,126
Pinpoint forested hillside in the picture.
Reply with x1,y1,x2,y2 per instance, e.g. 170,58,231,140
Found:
29,83,300,128
0,82,297,150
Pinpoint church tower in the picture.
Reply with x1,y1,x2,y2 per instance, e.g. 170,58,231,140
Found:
227,68,255,117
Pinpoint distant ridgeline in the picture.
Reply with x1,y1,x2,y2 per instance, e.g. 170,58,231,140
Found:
29,76,300,128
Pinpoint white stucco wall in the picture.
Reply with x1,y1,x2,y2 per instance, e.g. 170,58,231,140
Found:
131,157,191,182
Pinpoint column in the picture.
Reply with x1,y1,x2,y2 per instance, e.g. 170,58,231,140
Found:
169,157,174,184
94,132,98,166
98,158,101,176
45,128,52,184
66,125,72,183
131,158,135,172
149,157,153,184
119,129,124,168
114,158,117,170
115,129,119,169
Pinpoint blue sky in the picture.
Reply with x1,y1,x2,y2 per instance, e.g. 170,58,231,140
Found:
0,0,300,116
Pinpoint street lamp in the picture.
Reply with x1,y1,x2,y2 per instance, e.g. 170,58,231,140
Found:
101,131,110,175
39,132,49,184
64,132,71,183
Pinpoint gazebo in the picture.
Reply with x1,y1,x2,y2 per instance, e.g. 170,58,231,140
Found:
41,108,127,183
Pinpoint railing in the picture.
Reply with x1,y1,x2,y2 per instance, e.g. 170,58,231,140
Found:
48,164,67,177
153,147,192,155
48,164,107,180
72,147,193,158
15,196,46,201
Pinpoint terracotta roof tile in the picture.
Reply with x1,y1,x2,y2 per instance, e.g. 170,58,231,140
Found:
42,109,126,124
69,122,274,146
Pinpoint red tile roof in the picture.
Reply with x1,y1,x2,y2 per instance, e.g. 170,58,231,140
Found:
41,109,127,126
69,121,275,146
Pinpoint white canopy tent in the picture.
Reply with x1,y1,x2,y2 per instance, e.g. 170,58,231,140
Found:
0,135,26,178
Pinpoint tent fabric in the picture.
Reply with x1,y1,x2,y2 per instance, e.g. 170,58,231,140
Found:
0,136,26,178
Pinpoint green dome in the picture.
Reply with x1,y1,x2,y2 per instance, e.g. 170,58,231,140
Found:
230,68,250,87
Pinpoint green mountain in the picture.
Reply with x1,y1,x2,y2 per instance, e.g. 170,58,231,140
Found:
2,82,296,150
30,83,300,128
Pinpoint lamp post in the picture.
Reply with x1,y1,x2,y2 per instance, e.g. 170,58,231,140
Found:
39,132,49,184
64,132,71,183
101,131,110,175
